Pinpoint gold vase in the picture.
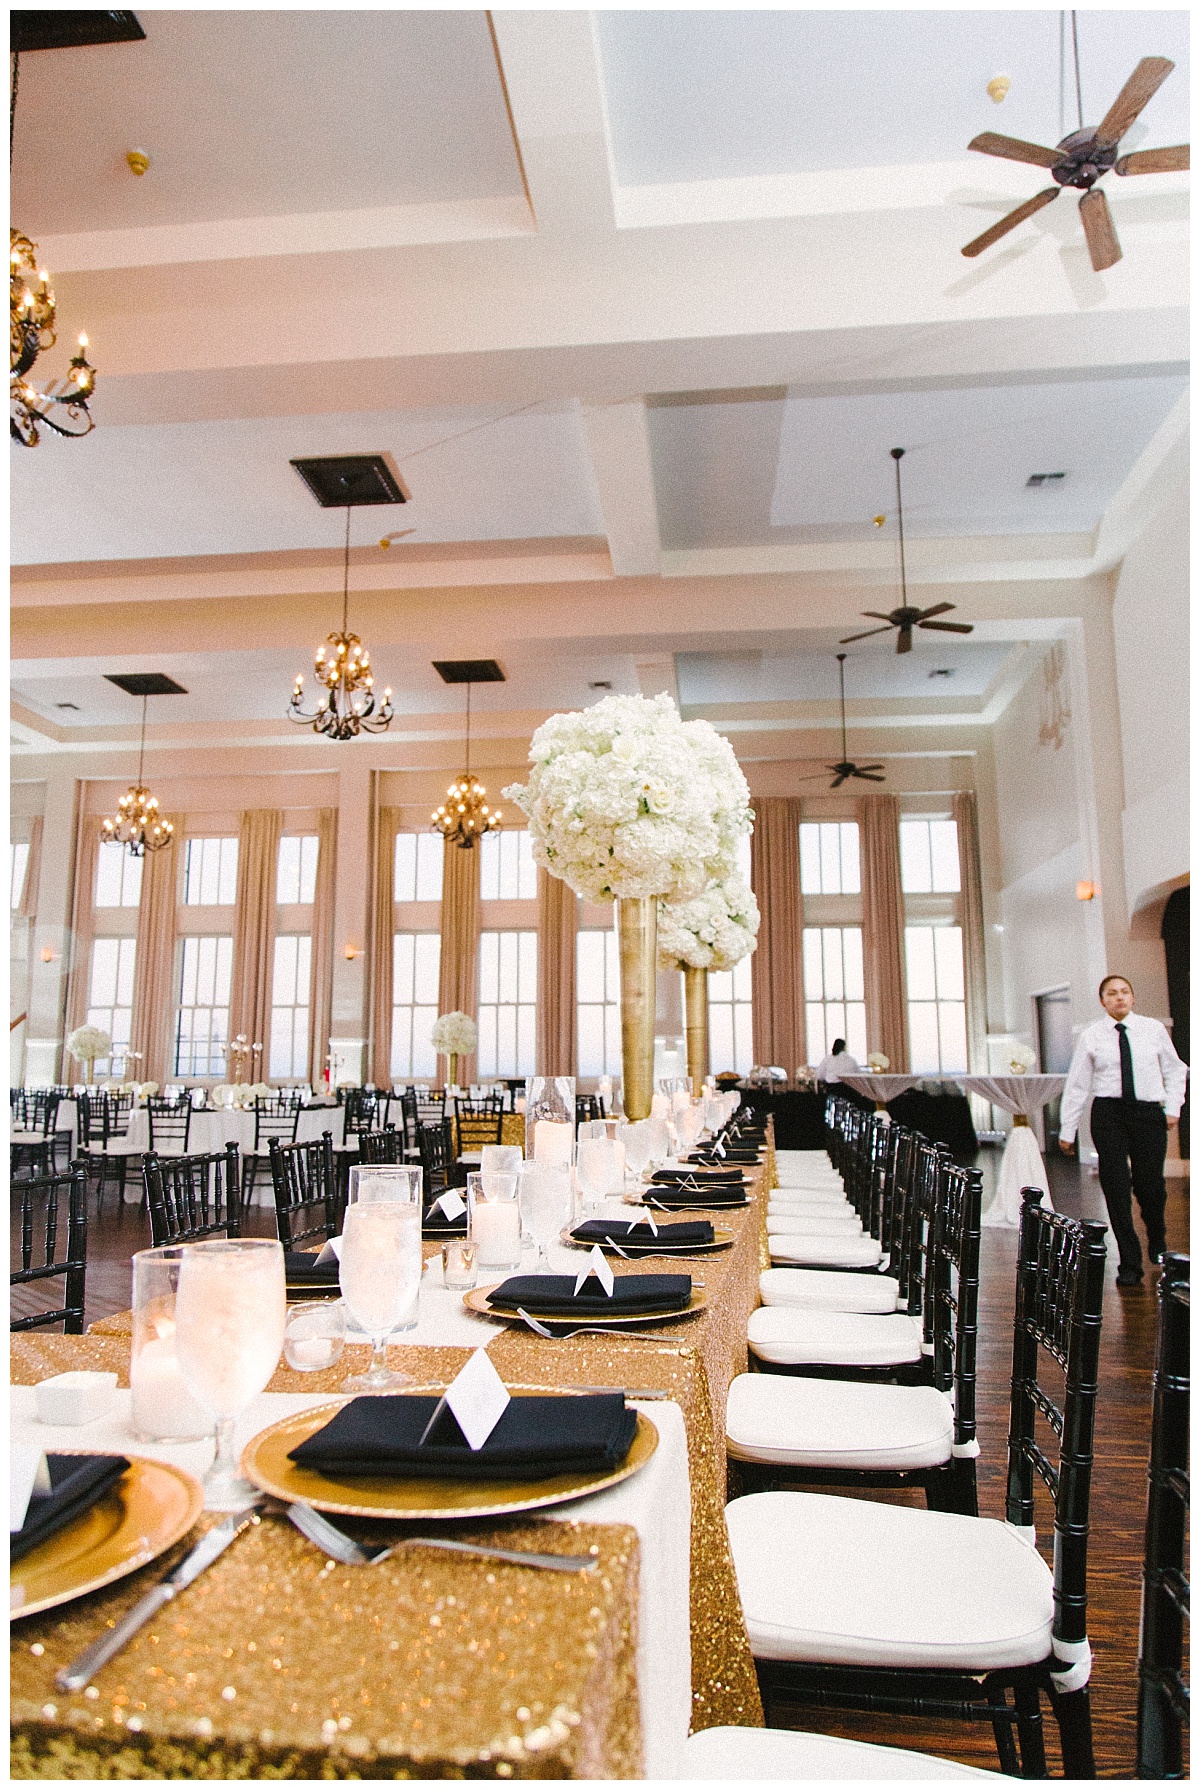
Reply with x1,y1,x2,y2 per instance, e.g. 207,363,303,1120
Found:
683,965,710,1093
447,1053,459,1090
617,897,656,1121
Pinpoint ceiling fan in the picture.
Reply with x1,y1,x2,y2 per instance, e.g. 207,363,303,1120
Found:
801,653,886,790
841,448,974,655
962,50,1187,272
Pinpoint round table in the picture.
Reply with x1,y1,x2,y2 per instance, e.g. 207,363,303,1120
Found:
836,1074,921,1113
959,1075,1066,1228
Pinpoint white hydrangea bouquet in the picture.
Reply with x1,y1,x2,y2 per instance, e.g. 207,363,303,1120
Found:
67,1024,112,1083
504,692,752,902
866,1052,891,1072
1008,1043,1037,1075
657,875,760,971
431,1012,478,1057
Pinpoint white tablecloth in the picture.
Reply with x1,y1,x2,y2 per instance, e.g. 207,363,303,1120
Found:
836,1074,922,1105
11,1385,691,1777
959,1076,1065,1229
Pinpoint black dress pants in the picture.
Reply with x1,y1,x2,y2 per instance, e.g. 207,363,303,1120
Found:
1088,1098,1168,1273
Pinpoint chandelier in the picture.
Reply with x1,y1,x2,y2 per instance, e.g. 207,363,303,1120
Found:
432,680,501,849
99,694,173,857
289,503,393,740
10,55,98,446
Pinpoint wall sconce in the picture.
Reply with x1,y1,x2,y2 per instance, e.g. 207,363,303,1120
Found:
343,943,363,960
39,946,58,963
1076,880,1097,902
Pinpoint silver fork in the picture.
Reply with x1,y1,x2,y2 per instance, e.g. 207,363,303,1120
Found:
285,1499,598,1574
515,1307,684,1342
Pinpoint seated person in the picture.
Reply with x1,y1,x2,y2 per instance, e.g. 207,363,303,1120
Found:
814,1038,859,1084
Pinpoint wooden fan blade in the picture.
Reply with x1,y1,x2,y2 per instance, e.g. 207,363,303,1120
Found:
830,773,850,790
967,131,1061,169
1095,58,1175,146
961,187,1059,258
897,629,913,655
1079,188,1122,272
1115,144,1189,176
917,602,956,620
853,770,887,783
861,611,899,623
854,764,885,775
919,620,975,634
840,626,893,644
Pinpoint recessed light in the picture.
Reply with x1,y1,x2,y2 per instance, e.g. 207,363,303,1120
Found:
1026,472,1066,488
928,668,955,679
589,680,613,691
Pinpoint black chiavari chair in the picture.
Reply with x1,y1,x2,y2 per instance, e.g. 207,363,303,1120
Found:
1137,1252,1190,1780
417,1119,464,1196
454,1097,503,1157
76,1089,141,1208
575,1094,601,1126
146,1095,193,1158
242,1094,303,1201
144,1144,242,1245
356,1126,407,1166
10,1088,68,1179
11,1163,89,1334
268,1132,342,1251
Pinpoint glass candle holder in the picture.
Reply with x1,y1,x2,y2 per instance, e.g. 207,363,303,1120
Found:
468,1170,523,1271
525,1076,575,1166
284,1300,346,1372
130,1246,213,1443
441,1237,478,1291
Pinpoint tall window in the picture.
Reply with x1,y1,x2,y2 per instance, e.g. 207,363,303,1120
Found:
477,930,536,1077
87,938,137,1076
709,958,754,1074
577,927,621,1077
276,835,319,905
95,841,143,908
905,926,967,1072
183,836,238,906
175,936,233,1077
480,829,536,901
900,818,960,894
270,935,312,1079
803,926,867,1064
10,842,30,910
394,832,443,903
799,821,860,895
392,933,441,1080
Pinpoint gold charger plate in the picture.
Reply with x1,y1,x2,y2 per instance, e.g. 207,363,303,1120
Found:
561,1225,735,1257
464,1282,707,1327
11,1456,204,1620
625,1190,749,1212
240,1390,659,1520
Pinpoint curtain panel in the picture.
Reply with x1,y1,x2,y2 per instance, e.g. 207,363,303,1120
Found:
953,791,989,1073
437,839,480,1084
749,796,805,1073
18,815,43,920
130,818,182,1083
860,793,909,1071
536,868,577,1076
62,810,97,1043
369,808,401,1089
307,807,337,1090
229,810,283,1074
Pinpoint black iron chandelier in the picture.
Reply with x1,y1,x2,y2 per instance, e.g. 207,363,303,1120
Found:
99,692,173,857
431,678,501,849
289,503,394,741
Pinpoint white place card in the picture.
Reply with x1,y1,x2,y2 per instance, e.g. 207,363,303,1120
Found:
627,1208,658,1235
11,1446,50,1532
713,1138,727,1158
434,1188,467,1222
314,1235,343,1267
420,1347,511,1451
574,1244,615,1298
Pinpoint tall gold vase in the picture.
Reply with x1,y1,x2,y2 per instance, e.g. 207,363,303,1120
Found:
617,897,656,1121
683,966,710,1093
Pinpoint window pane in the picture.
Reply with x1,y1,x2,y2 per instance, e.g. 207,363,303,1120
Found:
576,927,621,1076
929,820,961,893
806,1002,828,1064
276,836,300,905
709,1002,734,1075
802,928,824,1000
479,930,536,1076
414,934,441,1003
899,819,932,894
175,934,233,1077
908,1003,942,1074
842,927,864,1002
840,824,861,895
799,824,822,895
480,832,500,902
184,837,238,907
820,823,842,894
393,932,415,1002
392,932,443,1080
846,1002,868,1062
415,834,444,902
933,927,965,1001
822,929,844,1000
270,932,310,1079
577,930,604,1002
10,842,30,911
905,926,937,1002
517,829,537,899
96,842,125,907
707,962,753,1075
91,938,120,1007
803,926,864,1067
394,833,416,903
938,1002,968,1073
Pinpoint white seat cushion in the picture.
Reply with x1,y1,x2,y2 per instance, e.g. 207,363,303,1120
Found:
769,1191,853,1211
770,1233,884,1269
760,1266,900,1314
775,1170,846,1190
748,1305,923,1366
678,1724,1012,1780
727,1372,953,1469
726,1491,1054,1671
767,1212,863,1237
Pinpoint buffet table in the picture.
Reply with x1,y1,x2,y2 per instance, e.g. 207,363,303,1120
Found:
738,1081,977,1156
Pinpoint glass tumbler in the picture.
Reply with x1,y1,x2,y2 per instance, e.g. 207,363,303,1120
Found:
130,1246,212,1443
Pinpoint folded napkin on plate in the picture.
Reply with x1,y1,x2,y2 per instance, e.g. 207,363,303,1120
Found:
571,1217,714,1247
288,1392,638,1480
421,1205,468,1236
11,1453,131,1563
485,1272,691,1316
652,1167,745,1186
642,1186,747,1209
284,1251,339,1285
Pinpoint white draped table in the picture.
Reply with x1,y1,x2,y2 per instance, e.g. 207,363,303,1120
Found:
836,1073,922,1108
959,1075,1066,1228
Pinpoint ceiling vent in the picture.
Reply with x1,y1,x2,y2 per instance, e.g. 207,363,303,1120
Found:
433,660,505,685
928,668,955,679
1026,472,1066,487
291,454,409,508
104,673,188,696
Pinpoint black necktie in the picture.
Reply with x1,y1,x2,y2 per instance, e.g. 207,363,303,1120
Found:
1115,1023,1136,1103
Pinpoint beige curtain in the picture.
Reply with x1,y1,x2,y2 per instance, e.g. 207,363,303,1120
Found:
307,807,337,1089
860,794,909,1070
131,819,181,1082
437,838,480,1083
536,869,577,1075
18,816,43,919
369,808,401,1088
229,810,282,1073
63,815,97,1039
954,791,988,1073
749,796,805,1072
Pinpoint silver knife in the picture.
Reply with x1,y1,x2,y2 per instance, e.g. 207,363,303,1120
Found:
56,1499,263,1692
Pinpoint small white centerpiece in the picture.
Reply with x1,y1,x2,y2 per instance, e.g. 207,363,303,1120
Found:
66,1024,112,1084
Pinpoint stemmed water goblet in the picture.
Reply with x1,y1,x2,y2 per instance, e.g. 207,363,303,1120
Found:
338,1197,423,1390
617,1118,653,1185
518,1161,572,1274
576,1135,619,1214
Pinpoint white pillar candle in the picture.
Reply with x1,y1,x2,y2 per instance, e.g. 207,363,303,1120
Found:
533,1119,573,1167
473,1198,522,1270
130,1334,210,1442
650,1093,670,1119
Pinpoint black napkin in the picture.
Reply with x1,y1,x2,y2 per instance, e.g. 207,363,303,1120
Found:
571,1217,714,1247
485,1272,691,1316
652,1166,745,1186
11,1453,130,1564
284,1251,339,1285
641,1187,747,1210
421,1202,469,1236
288,1392,638,1481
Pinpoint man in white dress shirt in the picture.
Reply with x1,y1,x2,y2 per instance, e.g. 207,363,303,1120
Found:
1059,975,1188,1286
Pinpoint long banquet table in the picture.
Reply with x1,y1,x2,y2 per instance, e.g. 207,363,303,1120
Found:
11,1140,774,1777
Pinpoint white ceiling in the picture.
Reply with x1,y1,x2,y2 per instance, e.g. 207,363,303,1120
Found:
12,11,523,232
596,9,1191,185
676,637,1013,704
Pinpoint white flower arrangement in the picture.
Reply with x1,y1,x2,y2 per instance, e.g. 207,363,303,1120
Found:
431,1011,478,1057
1007,1043,1037,1075
67,1024,112,1064
657,875,760,972
136,1081,160,1100
504,692,753,903
866,1052,891,1072
250,1081,273,1099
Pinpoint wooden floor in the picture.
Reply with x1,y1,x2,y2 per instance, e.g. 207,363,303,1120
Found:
10,1151,1189,1778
